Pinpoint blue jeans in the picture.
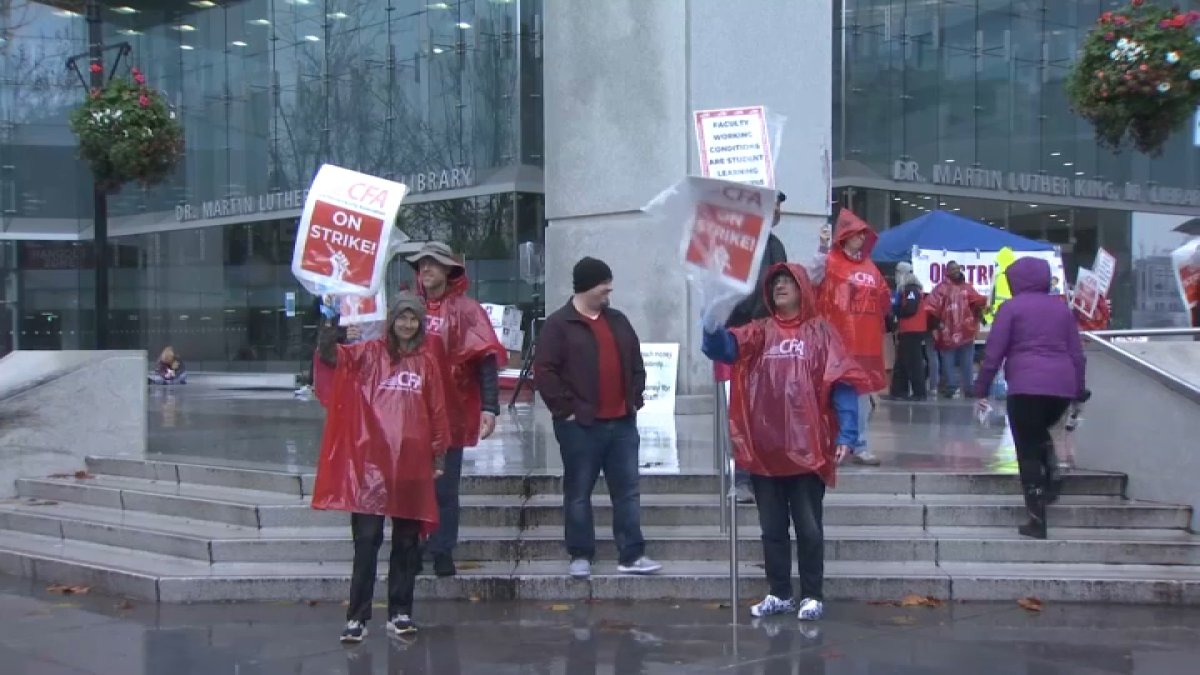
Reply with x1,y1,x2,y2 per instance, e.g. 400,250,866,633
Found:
426,447,464,556
940,343,976,394
856,394,871,453
924,338,940,393
553,416,646,565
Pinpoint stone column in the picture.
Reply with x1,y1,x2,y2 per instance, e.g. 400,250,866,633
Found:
543,0,833,407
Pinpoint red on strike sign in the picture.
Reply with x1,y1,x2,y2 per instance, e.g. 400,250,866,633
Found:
685,202,765,287
299,200,385,288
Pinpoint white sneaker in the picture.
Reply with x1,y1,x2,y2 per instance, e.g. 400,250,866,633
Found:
617,557,662,574
568,558,591,579
750,594,796,618
797,598,824,621
340,620,368,643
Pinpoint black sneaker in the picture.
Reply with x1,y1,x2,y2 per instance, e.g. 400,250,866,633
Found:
340,620,368,643
432,553,457,578
387,614,418,636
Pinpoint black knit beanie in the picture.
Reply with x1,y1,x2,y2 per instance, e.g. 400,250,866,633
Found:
572,257,613,293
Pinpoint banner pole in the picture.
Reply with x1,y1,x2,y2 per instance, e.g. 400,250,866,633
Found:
716,379,729,534
727,409,739,624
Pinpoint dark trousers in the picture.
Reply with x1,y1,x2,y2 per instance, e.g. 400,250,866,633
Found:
890,332,928,398
751,473,826,601
553,416,646,565
426,447,464,556
1006,395,1071,498
346,514,421,622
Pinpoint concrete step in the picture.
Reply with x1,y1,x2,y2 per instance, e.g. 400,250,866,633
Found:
13,474,1189,531
84,456,1127,498
7,477,1173,532
2,530,1198,605
3,499,1197,567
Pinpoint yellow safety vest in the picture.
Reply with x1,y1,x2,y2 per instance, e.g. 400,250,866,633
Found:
986,247,1016,324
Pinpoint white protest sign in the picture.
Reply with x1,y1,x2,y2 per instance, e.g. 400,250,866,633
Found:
336,289,388,326
292,164,408,297
694,107,774,188
679,176,776,296
1071,268,1102,319
1093,248,1117,294
913,249,1065,297
638,342,680,474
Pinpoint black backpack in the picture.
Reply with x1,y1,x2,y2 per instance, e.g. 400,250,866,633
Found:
896,287,922,319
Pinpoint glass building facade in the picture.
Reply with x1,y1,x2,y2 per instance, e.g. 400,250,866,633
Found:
1,0,544,368
834,0,1200,328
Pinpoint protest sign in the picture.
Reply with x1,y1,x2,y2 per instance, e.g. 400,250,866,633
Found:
336,289,388,326
639,343,680,474
1171,239,1200,316
292,164,408,297
913,249,1065,297
694,107,774,188
1093,248,1117,294
1071,268,1102,319
679,177,776,297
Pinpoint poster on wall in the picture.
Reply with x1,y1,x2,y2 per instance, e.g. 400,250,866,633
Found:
1131,212,1195,328
912,249,1065,297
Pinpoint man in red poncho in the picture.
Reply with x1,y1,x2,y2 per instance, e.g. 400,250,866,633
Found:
406,242,507,578
925,261,988,398
703,263,869,622
808,208,890,466
312,292,450,643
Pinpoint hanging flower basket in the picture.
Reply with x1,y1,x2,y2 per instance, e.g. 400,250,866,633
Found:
68,66,184,192
1066,0,1200,156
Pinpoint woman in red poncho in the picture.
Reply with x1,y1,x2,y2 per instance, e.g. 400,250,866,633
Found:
703,263,871,623
312,291,449,644
808,208,891,466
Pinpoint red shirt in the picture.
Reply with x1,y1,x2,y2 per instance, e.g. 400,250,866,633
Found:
586,314,627,419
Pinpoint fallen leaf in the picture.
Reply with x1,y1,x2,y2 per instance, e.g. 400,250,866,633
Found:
456,562,483,571
115,600,134,610
899,594,943,608
867,599,899,606
468,595,481,603
25,499,58,507
702,602,730,610
597,619,636,632
546,604,571,611
46,584,90,595
1017,597,1044,612
306,600,319,607
889,615,917,626
74,471,95,480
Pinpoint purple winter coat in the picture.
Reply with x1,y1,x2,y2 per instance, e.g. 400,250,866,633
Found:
974,257,1086,400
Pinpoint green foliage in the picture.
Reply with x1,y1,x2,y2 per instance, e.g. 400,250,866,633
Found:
68,68,184,192
1066,1,1200,156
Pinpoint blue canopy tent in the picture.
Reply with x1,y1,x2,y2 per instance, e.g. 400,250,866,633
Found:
872,210,1055,263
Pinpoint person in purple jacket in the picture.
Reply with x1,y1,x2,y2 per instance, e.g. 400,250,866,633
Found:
973,257,1087,540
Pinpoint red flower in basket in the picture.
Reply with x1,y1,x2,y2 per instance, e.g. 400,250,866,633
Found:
131,67,146,85
89,63,102,74
138,95,151,108
1132,0,1144,7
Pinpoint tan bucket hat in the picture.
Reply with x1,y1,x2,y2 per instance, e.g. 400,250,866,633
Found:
406,241,465,275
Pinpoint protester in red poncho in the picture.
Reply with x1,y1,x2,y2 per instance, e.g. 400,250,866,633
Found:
925,261,988,398
311,292,449,643
703,263,870,623
1074,293,1111,332
407,242,507,578
808,208,890,466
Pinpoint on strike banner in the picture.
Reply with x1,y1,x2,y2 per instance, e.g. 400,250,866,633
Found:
1172,239,1200,314
913,248,1065,297
680,177,776,296
694,107,774,188
1093,248,1117,294
292,164,408,297
1071,268,1102,319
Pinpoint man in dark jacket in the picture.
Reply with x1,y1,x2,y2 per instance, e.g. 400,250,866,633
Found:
534,257,661,580
725,192,788,502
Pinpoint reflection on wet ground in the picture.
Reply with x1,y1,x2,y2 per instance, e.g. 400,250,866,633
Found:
1,574,1197,674
146,384,1021,475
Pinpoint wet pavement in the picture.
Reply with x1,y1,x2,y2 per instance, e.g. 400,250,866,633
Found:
145,383,1022,475
1,574,1197,674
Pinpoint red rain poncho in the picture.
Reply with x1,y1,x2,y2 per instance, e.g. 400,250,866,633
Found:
925,279,987,350
815,209,890,392
311,338,450,535
419,273,508,449
728,263,873,487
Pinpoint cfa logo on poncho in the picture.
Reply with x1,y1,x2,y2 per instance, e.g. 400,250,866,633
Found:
425,315,445,336
850,271,879,287
764,339,806,359
378,371,423,392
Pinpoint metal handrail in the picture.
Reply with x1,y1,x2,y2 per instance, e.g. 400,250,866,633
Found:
1082,329,1200,402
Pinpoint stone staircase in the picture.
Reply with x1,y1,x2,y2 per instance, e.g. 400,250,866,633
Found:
0,456,1198,604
